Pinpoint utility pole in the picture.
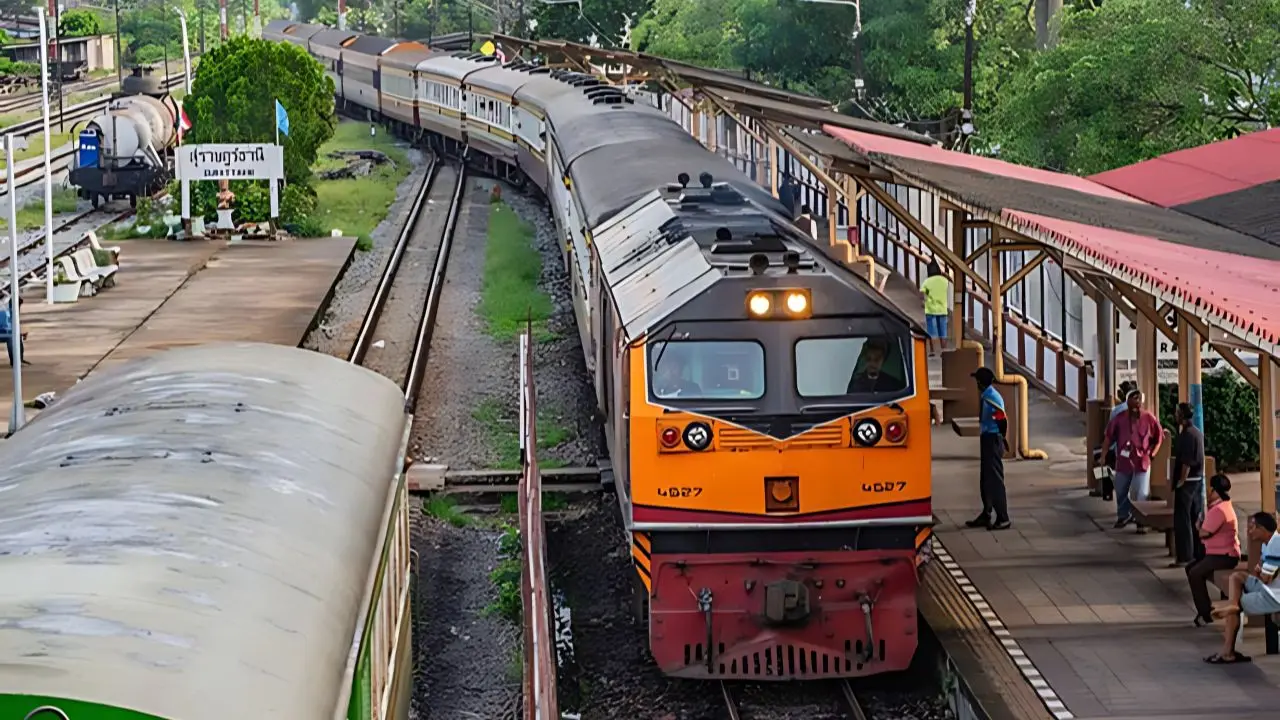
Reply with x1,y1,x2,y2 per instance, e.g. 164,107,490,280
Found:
959,0,975,151
199,0,206,54
113,0,122,83
219,0,228,40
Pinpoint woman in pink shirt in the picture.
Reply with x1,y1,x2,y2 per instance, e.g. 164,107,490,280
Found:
1186,474,1241,626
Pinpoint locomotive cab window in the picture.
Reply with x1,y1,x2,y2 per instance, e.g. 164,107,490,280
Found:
794,336,910,398
649,340,765,401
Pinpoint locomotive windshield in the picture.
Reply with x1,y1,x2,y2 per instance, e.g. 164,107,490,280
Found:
794,335,910,398
649,340,765,400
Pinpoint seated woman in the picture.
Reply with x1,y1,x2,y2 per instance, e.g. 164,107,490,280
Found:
1185,474,1240,627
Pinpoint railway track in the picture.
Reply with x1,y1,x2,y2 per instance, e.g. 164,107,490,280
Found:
347,155,465,404
0,75,119,115
720,679,870,720
0,198,146,297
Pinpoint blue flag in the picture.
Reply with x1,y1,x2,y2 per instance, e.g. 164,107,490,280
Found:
275,99,290,137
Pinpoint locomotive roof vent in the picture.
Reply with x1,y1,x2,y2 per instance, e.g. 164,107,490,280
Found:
711,227,789,255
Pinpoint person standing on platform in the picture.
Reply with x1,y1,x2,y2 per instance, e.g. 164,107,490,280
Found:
1170,402,1206,568
920,260,950,356
1097,380,1135,502
1186,474,1239,627
1103,388,1162,531
966,367,1010,531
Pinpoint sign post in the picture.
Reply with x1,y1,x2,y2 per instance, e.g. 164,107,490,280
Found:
177,143,285,235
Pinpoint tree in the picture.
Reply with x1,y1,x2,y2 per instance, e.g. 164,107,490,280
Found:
60,9,105,37
532,0,649,47
186,35,335,185
985,0,1280,173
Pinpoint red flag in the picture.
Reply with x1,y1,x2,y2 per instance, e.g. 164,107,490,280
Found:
177,102,192,143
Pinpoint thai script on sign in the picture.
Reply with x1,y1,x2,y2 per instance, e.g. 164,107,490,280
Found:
178,143,283,182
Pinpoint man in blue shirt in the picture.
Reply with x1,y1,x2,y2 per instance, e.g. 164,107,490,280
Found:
0,298,29,367
966,367,1010,530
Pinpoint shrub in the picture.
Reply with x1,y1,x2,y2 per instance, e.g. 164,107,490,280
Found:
1158,370,1260,469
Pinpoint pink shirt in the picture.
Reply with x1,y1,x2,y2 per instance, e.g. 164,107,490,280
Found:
1202,500,1240,558
1104,410,1162,474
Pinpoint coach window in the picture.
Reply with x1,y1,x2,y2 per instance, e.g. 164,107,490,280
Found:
648,340,765,401
794,336,910,398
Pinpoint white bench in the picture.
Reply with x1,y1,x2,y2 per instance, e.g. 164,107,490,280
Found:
56,256,97,298
69,247,118,289
85,230,121,264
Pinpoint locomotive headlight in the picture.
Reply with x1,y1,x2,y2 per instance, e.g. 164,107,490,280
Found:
747,292,772,317
785,291,808,315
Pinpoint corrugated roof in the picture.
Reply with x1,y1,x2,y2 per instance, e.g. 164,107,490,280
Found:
718,89,934,146
593,192,718,337
1174,182,1280,246
1089,128,1280,207
824,125,1280,261
1003,210,1280,350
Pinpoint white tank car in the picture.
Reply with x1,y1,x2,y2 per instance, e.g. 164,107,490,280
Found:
70,67,181,207
86,93,178,164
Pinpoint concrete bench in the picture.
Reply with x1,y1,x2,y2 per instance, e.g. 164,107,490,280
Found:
70,248,119,289
1211,568,1280,655
1130,500,1174,549
56,256,96,298
85,230,121,264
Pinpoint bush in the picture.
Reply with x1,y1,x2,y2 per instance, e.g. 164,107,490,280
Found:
1158,370,1260,469
59,9,104,37
281,183,318,224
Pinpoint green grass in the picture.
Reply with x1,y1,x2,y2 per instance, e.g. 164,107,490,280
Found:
0,131,72,169
472,397,572,470
499,491,570,514
0,187,79,231
480,201,554,341
309,120,410,246
484,523,523,623
422,494,472,528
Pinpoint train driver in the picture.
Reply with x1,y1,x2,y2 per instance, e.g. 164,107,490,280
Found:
846,337,904,394
653,348,704,399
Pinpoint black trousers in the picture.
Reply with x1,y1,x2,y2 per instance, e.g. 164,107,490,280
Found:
1186,554,1240,618
979,433,1008,522
1173,480,1205,563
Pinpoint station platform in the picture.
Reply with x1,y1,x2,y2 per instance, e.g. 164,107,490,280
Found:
0,236,355,424
874,269,1280,719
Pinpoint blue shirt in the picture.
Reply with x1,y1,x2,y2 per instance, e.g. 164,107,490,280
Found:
979,385,1005,435
0,310,11,335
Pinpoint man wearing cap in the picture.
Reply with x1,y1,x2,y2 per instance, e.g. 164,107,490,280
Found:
966,367,1011,530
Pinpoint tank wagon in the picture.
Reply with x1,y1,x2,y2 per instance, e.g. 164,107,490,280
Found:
262,19,938,681
0,343,413,720
69,66,180,208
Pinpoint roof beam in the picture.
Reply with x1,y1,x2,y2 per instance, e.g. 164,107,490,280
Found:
1001,251,1046,295
1111,281,1178,344
1173,309,1261,388
858,179,990,294
698,89,767,147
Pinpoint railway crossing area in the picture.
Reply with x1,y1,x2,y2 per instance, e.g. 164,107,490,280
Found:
0,235,355,424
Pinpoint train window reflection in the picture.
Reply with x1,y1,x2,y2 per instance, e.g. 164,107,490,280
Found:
649,341,765,400
795,336,909,397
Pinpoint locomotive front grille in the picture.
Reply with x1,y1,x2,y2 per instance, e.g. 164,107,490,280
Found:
717,425,845,450
683,638,885,677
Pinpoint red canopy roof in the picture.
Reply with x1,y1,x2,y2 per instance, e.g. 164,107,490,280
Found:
823,126,1139,203
1089,128,1280,207
1002,210,1280,347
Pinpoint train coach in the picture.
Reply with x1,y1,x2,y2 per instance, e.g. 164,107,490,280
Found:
0,343,413,720
262,19,937,681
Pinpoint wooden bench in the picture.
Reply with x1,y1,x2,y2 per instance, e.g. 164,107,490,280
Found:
69,248,119,289
951,417,982,437
1211,568,1280,655
1131,500,1175,550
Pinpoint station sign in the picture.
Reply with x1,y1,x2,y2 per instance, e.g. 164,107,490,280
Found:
177,143,285,221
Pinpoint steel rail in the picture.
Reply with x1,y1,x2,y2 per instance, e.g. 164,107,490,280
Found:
401,162,466,411
346,158,439,366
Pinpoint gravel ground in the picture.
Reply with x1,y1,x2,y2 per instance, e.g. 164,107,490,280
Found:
302,145,427,358
410,508,520,720
500,186,600,469
548,495,952,720
408,176,509,468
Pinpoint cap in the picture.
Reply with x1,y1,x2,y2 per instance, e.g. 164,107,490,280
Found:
971,367,996,384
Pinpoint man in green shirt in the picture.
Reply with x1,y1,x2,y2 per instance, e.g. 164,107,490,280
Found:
920,260,951,355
